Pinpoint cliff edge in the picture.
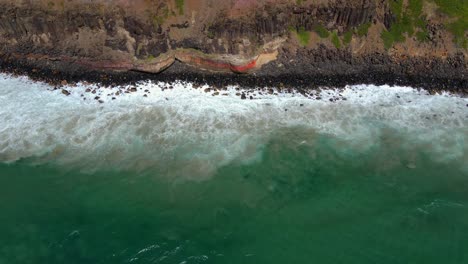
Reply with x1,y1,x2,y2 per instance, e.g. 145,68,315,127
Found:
0,0,466,90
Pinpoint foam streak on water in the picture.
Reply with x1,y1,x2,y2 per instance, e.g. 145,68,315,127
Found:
0,73,467,178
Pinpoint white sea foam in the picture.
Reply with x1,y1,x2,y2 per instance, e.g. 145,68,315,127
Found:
0,73,466,178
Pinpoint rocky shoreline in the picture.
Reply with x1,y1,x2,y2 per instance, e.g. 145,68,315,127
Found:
1,51,467,95
0,0,466,93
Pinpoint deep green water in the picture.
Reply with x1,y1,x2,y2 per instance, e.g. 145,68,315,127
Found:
1,131,467,264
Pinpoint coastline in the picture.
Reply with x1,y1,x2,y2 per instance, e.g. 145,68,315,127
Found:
1,0,466,93
1,1,468,261
1,53,467,95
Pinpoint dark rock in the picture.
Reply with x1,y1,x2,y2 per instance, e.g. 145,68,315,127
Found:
62,89,70,96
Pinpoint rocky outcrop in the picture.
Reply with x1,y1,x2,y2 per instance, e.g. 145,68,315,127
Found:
0,0,466,89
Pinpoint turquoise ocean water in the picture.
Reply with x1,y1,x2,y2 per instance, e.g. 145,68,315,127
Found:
0,74,467,263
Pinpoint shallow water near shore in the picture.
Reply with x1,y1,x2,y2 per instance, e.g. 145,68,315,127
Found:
0,73,468,263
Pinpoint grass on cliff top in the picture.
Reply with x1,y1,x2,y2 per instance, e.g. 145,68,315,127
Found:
175,0,184,15
433,0,467,49
382,0,466,49
357,22,372,37
296,27,310,46
314,25,330,38
331,31,341,48
381,0,431,49
343,31,353,45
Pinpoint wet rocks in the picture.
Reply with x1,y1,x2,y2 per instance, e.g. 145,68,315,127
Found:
61,89,70,96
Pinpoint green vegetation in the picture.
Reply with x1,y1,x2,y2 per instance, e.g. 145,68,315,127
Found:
408,0,423,17
433,0,466,17
381,30,395,49
381,0,467,49
175,0,184,15
296,0,304,5
448,19,468,49
433,0,467,49
150,6,170,28
380,0,430,49
331,31,341,48
357,22,371,37
343,31,353,45
314,25,330,38
297,27,311,46
207,31,215,39
152,15,164,28
416,31,429,42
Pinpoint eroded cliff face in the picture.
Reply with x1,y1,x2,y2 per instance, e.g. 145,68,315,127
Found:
0,0,466,87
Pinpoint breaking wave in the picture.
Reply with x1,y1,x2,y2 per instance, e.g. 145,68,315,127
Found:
0,73,466,178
